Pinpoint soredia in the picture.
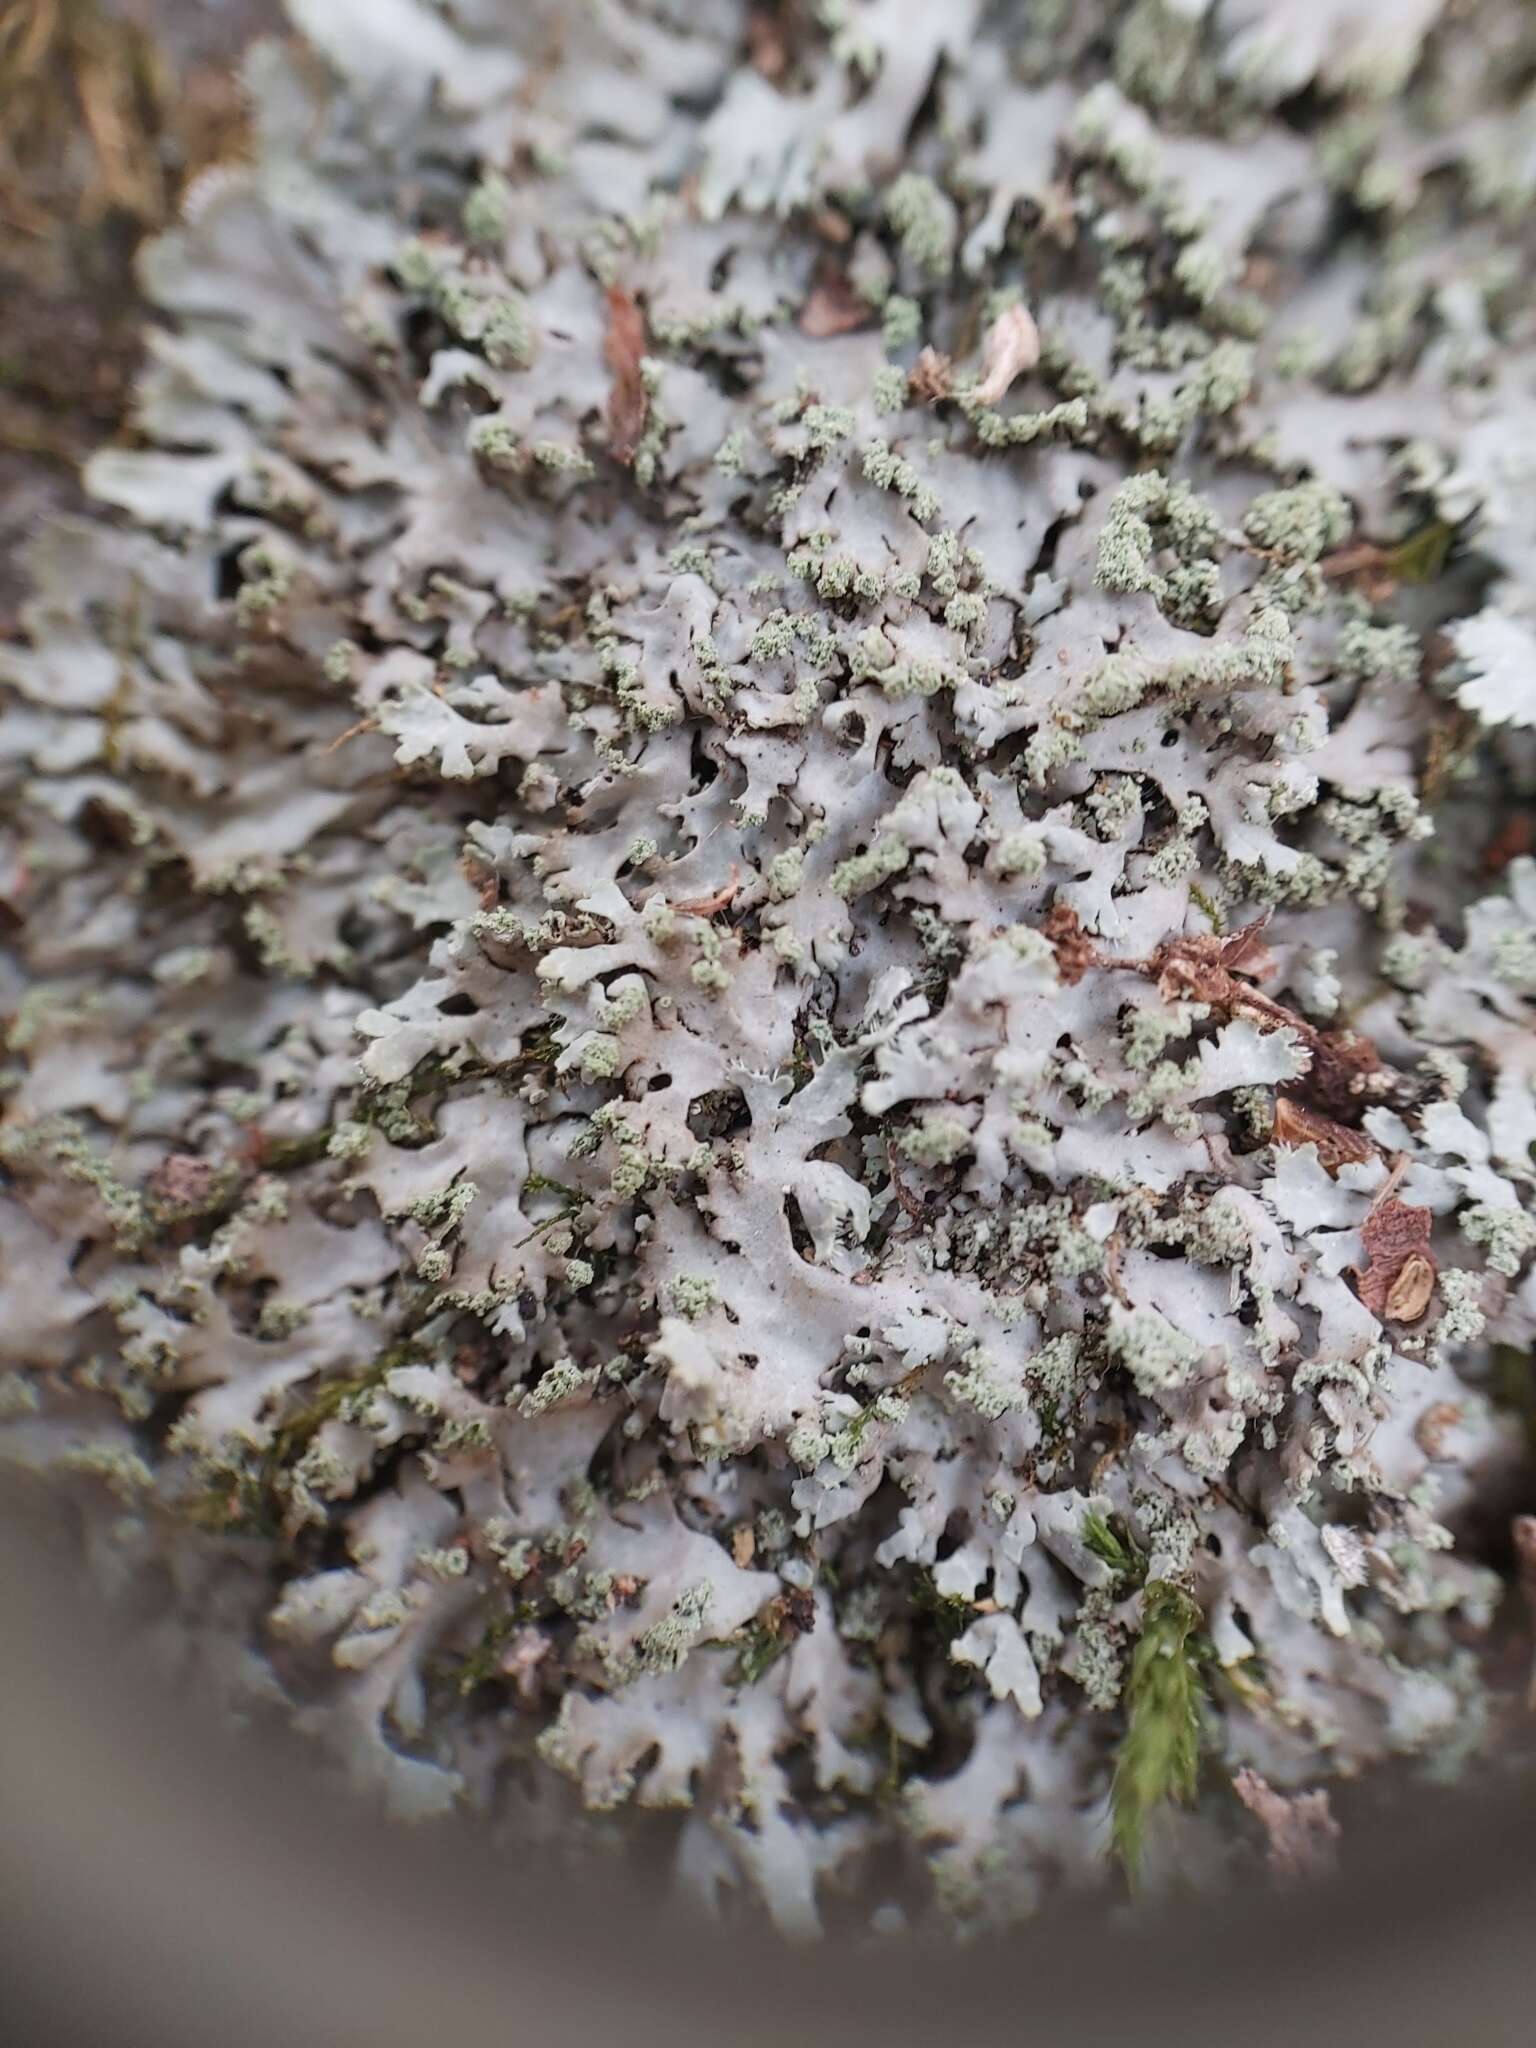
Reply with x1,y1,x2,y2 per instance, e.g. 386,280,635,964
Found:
2,0,1535,1938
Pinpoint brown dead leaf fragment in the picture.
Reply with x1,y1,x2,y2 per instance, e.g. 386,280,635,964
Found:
972,301,1041,406
1152,943,1310,1041
1134,923,1393,1118
1384,1253,1436,1322
1041,901,1097,985
908,346,954,403
798,269,871,337
1352,1194,1435,1320
1148,926,1286,1014
603,284,648,463
1309,1028,1391,1117
1212,914,1277,980
1232,1769,1340,1882
1271,1096,1378,1176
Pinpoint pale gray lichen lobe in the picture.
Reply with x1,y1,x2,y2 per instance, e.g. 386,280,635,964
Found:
3,0,1536,1938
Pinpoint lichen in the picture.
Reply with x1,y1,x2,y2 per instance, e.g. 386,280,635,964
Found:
2,0,1533,1946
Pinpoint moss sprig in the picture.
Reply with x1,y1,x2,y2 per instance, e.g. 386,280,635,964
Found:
1110,1579,1208,1886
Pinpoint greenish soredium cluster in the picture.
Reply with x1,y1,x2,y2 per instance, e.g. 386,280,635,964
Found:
3,0,1536,1936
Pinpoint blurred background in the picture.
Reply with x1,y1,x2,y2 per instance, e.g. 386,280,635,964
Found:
4,1470,1535,2047
2,8,1535,2042
0,0,276,620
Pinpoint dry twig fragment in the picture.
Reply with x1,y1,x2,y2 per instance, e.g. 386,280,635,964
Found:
672,866,741,916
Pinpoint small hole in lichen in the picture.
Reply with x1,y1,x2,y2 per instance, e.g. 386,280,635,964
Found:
687,1086,751,1141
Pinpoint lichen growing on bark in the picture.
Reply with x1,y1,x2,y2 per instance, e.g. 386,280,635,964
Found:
3,0,1536,1937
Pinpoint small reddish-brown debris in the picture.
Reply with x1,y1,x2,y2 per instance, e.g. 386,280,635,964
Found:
798,268,871,337
972,301,1041,406
1149,926,1282,1013
147,1154,216,1207
603,284,649,463
1213,915,1278,979
885,1139,927,1223
463,856,499,911
1271,1096,1378,1176
1384,1252,1436,1322
1135,922,1393,1120
1148,916,1274,992
745,6,790,79
1414,1400,1464,1457
1232,1768,1341,1882
907,345,954,403
1041,900,1097,985
1483,814,1535,873
809,205,851,244
781,1584,817,1635
672,865,740,917
1309,1027,1391,1117
1352,1192,1436,1321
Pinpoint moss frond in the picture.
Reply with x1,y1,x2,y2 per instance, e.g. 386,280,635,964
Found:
1110,1579,1207,1885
